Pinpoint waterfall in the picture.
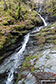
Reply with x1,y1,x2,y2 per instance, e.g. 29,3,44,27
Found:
38,13,47,26
38,4,47,26
0,7,48,84
31,13,47,34
6,33,30,84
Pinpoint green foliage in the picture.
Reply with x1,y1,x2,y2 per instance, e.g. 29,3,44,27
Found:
44,0,56,17
0,36,6,49
0,0,42,51
22,56,36,70
53,40,56,44
18,73,22,80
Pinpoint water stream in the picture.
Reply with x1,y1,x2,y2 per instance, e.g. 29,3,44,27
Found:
6,33,30,84
0,10,48,84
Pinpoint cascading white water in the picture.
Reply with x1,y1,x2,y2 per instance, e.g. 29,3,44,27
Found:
6,33,30,84
38,13,47,26
38,4,47,26
31,13,47,34
31,7,47,34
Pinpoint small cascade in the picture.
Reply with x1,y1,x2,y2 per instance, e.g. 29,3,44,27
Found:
38,4,47,26
31,13,47,34
6,33,30,84
38,13,47,26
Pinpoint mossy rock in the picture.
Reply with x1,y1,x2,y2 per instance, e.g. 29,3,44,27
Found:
0,36,6,49
53,40,56,44
34,22,56,45
22,56,37,70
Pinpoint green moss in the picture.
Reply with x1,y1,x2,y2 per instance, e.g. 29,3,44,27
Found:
0,36,6,49
0,24,3,26
53,40,56,44
40,44,44,47
41,28,49,32
16,73,23,84
29,25,35,29
50,29,55,33
43,0,56,17
48,8,53,13
5,34,18,46
22,56,37,70
18,73,22,80
0,56,4,60
16,24,25,29
0,45,3,49
53,13,56,17
2,20,8,25
52,46,56,50
46,35,56,40
31,67,35,73
33,10,38,16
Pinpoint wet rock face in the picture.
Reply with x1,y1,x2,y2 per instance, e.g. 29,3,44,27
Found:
16,22,56,84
